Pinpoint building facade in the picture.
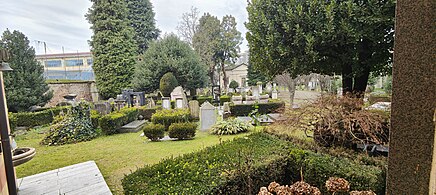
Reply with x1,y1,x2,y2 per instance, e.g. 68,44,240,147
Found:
222,63,248,88
35,52,95,80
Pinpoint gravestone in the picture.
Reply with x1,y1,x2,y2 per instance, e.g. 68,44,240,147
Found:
171,86,188,108
252,86,260,98
231,95,243,104
265,82,273,93
223,102,231,118
147,98,155,108
386,1,436,194
257,82,263,94
259,94,269,103
200,101,217,131
188,100,200,119
94,102,111,115
162,97,171,110
272,90,278,99
245,96,256,105
175,98,184,109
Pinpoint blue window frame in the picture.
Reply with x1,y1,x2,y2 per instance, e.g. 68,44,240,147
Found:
87,58,93,66
65,59,84,67
45,60,62,67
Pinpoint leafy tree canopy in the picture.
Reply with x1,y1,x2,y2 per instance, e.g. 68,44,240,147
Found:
126,0,160,54
0,29,53,112
87,0,138,99
246,0,395,96
132,34,207,93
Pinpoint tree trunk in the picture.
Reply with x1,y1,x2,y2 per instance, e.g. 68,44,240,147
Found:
221,61,228,92
353,39,372,98
288,79,296,108
209,67,215,86
342,64,353,96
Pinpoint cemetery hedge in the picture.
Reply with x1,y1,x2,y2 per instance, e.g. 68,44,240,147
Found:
197,96,213,105
122,133,385,194
90,110,101,129
229,101,285,116
8,112,17,132
220,95,231,104
151,109,191,130
168,122,197,140
137,106,161,120
10,106,70,127
99,107,139,135
142,123,165,141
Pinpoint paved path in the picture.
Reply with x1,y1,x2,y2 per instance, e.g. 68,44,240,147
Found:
17,161,112,195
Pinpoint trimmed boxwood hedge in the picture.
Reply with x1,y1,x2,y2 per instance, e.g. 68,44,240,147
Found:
151,109,191,130
142,123,165,141
10,106,70,127
197,96,213,105
168,122,197,140
122,133,385,194
220,95,231,104
98,107,139,135
229,101,285,116
8,113,17,132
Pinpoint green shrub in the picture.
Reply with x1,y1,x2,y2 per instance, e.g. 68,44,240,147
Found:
13,106,70,127
197,96,213,105
8,113,17,133
168,122,197,140
41,101,97,146
142,123,165,141
210,118,252,135
137,106,161,120
159,72,178,96
122,133,385,194
229,101,285,116
98,107,139,135
151,109,191,130
90,110,101,129
229,80,239,90
220,95,231,104
288,149,385,194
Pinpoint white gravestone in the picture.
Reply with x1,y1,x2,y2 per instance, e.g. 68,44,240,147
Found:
200,101,217,131
162,97,171,109
231,95,243,104
252,86,260,99
176,98,184,109
272,90,278,99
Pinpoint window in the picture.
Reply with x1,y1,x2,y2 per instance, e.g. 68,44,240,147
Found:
65,59,84,67
45,60,62,67
87,58,93,66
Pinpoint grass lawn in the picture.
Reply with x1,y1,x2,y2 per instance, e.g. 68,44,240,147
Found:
15,127,249,194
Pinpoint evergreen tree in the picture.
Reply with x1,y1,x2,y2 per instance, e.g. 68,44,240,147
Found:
86,0,138,99
247,63,269,86
126,0,160,54
159,72,178,97
0,30,53,112
132,34,207,93
217,15,242,89
193,13,221,86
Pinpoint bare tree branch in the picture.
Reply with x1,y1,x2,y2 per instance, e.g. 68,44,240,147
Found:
176,6,200,46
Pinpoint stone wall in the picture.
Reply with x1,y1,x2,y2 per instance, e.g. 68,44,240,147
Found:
45,81,99,107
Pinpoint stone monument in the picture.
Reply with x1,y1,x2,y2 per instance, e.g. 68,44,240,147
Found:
200,101,217,131
188,100,200,119
171,86,188,108
386,1,436,194
162,97,171,110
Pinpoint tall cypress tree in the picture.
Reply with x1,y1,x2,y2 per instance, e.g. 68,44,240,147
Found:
126,0,160,54
86,0,138,99
0,30,53,112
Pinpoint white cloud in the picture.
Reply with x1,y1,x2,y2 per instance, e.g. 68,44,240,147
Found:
0,0,249,54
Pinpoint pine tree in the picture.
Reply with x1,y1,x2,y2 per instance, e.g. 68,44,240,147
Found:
0,30,53,112
86,0,138,99
126,0,160,54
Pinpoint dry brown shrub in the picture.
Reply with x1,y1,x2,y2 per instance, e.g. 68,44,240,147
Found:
272,95,390,148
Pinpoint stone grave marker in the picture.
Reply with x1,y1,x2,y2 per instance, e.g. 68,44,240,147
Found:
162,97,171,109
188,100,200,119
252,86,260,99
171,86,188,108
272,89,278,99
176,98,184,109
259,94,269,103
231,95,243,104
200,101,217,131
245,96,256,104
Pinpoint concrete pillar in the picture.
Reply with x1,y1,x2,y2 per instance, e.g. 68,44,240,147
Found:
386,0,436,194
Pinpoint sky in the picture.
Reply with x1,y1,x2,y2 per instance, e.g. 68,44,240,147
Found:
0,0,249,55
